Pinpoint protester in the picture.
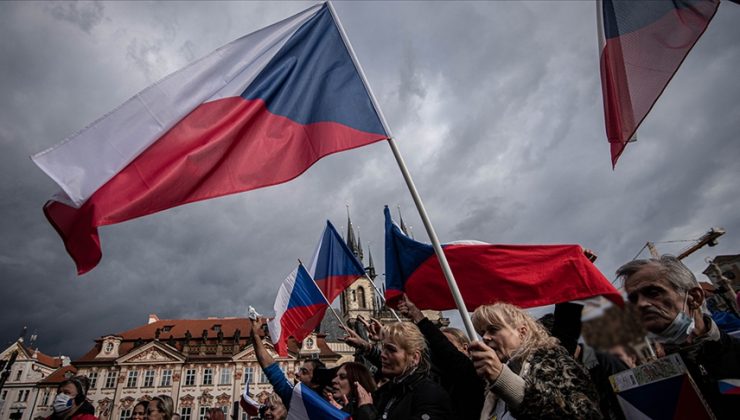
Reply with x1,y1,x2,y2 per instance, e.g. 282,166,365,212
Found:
470,302,602,419
441,327,470,354
147,395,173,420
46,376,97,420
353,321,453,420
249,318,324,408
618,255,740,419
608,345,637,369
397,295,484,420
327,361,377,415
550,302,628,420
205,408,224,420
130,401,147,420
262,393,287,420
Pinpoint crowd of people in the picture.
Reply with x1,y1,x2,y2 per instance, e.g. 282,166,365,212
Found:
47,256,739,420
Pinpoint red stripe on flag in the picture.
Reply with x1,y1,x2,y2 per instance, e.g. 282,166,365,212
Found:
45,97,386,274
275,303,328,356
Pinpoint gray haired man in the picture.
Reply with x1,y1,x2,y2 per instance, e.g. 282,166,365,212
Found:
617,255,740,419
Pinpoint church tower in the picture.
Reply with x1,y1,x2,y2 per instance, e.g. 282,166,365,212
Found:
339,207,376,324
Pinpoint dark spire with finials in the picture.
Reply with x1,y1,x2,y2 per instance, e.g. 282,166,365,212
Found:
346,204,362,262
366,246,376,280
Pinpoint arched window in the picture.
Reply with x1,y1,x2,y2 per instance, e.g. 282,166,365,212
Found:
357,287,366,309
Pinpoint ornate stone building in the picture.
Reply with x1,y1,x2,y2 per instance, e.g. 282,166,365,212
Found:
69,316,339,420
0,340,68,420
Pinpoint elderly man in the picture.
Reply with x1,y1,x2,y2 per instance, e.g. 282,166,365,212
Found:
617,255,740,419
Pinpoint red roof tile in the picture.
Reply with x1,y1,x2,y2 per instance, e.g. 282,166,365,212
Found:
20,343,63,368
40,365,78,385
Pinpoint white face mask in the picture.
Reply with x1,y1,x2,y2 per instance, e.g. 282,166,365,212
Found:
649,292,695,345
53,393,74,414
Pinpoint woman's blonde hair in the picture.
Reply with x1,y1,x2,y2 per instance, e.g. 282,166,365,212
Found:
472,302,558,361
151,395,174,420
381,321,431,373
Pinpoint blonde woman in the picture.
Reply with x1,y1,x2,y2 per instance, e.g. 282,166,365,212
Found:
354,322,453,420
147,395,173,420
470,303,601,419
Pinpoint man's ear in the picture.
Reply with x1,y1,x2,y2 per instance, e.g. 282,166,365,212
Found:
687,286,705,310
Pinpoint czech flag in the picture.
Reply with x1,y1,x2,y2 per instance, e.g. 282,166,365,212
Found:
31,2,388,274
287,383,351,420
240,380,262,416
308,221,366,303
598,0,721,167
268,264,327,356
384,206,623,311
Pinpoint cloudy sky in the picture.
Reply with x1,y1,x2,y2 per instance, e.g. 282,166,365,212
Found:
1,1,739,359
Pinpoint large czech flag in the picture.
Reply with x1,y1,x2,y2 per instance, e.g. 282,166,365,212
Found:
308,221,367,303
31,2,388,274
268,264,327,357
598,0,721,167
384,206,623,311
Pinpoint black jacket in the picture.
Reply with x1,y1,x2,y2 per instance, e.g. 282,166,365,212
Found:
355,372,453,420
676,326,740,420
417,318,485,420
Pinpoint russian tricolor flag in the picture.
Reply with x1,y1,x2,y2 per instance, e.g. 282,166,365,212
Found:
268,264,327,356
308,221,366,303
32,3,388,274
598,0,720,166
287,383,351,420
384,206,623,311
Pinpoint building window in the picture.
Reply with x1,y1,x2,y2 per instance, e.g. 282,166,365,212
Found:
219,368,231,385
161,369,172,387
120,409,132,420
105,371,118,388
259,370,267,384
185,369,196,386
17,390,30,402
212,325,221,332
357,287,366,309
202,368,213,385
244,367,253,384
162,325,173,333
199,407,209,420
1,390,7,400
15,369,23,381
42,390,51,406
88,372,98,389
180,407,191,420
126,371,138,388
143,370,155,388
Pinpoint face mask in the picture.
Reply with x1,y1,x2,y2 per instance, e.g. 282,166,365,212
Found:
53,394,74,414
649,293,695,345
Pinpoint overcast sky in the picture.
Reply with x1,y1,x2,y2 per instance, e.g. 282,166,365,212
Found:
2,1,739,359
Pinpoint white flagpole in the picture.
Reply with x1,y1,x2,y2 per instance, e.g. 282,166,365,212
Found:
299,259,348,331
327,1,478,340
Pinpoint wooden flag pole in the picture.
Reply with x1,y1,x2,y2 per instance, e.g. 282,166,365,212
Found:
327,1,478,341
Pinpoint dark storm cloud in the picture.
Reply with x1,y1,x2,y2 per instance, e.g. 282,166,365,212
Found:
1,1,739,358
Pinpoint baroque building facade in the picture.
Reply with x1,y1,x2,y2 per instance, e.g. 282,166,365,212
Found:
64,316,339,420
0,340,68,420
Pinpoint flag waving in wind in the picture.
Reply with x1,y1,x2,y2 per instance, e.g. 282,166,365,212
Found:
308,221,366,303
598,0,722,166
287,383,351,420
268,264,328,357
32,3,388,274
384,206,623,311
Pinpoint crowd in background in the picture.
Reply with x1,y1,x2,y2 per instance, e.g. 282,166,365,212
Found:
47,256,740,420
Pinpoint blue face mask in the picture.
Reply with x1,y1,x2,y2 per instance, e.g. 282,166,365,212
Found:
649,292,695,345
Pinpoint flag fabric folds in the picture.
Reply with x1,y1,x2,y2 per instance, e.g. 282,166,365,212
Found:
240,380,262,416
598,0,720,167
32,3,388,274
384,207,623,311
308,220,366,303
286,383,351,420
268,264,327,357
